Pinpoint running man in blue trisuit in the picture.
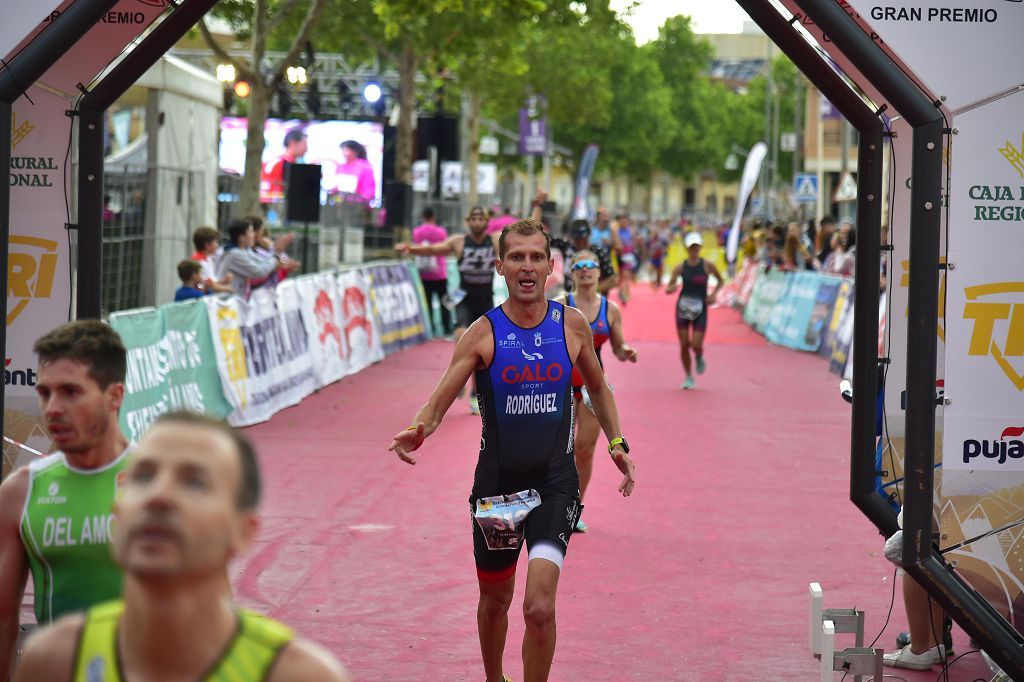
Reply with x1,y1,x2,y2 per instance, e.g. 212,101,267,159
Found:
389,220,636,682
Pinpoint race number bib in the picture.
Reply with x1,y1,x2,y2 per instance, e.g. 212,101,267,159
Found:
474,489,542,550
676,295,704,321
414,245,436,272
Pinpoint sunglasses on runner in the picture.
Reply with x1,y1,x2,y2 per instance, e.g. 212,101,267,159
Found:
571,260,599,271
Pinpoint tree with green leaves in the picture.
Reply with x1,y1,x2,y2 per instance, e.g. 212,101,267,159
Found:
201,0,327,216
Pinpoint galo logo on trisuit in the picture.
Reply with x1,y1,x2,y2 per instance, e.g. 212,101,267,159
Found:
962,282,1024,390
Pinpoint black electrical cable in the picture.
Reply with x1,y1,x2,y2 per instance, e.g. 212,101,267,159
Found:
64,92,81,322
868,567,900,649
60,29,152,320
931,649,981,682
880,112,900,508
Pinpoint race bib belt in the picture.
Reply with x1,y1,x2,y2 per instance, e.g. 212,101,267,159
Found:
677,295,704,321
474,489,542,550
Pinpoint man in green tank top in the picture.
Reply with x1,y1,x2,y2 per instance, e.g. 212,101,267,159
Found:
0,321,131,679
15,411,349,681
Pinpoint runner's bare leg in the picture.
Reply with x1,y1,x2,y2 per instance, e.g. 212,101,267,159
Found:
522,559,560,682
478,575,515,682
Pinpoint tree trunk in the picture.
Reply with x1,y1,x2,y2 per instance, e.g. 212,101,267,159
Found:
395,43,417,185
239,0,269,217
466,90,482,205
239,82,270,216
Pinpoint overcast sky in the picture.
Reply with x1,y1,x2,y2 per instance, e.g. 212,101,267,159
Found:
610,0,753,43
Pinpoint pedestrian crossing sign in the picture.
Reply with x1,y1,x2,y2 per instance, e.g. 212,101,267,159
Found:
794,174,818,203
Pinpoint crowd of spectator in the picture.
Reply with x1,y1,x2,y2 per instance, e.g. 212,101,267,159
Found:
175,217,300,303
738,215,858,277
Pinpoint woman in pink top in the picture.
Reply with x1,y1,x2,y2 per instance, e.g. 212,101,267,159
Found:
338,140,377,204
412,207,451,334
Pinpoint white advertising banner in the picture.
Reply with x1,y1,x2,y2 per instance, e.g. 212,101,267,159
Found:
944,90,1024,471
4,0,167,467
845,0,1024,111
204,288,318,427
291,274,352,387
336,270,384,374
726,141,768,264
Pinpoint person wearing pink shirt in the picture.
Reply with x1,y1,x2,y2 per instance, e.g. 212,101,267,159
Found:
412,207,451,335
338,140,376,204
486,204,518,235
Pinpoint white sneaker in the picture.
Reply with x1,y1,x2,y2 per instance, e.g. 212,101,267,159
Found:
882,644,945,670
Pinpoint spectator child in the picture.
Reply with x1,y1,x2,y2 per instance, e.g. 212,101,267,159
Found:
174,260,209,301
191,226,221,283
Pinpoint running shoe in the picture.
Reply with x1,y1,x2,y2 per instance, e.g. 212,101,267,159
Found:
882,644,945,670
895,616,953,655
681,376,696,390
575,518,589,533
696,356,706,375
470,396,481,415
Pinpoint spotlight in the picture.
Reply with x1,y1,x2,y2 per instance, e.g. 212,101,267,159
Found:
362,82,382,104
216,64,235,83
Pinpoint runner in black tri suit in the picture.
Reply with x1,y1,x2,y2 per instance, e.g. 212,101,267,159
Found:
666,232,724,390
390,219,636,682
398,206,499,414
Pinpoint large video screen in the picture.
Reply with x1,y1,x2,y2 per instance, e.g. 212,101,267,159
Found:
219,118,384,207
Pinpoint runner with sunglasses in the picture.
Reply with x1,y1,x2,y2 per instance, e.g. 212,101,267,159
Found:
555,251,637,532
666,232,723,390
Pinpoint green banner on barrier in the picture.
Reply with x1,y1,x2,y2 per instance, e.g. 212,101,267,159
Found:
111,300,233,442
764,272,827,352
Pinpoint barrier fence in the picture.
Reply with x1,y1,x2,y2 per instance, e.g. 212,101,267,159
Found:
109,261,433,437
719,260,886,381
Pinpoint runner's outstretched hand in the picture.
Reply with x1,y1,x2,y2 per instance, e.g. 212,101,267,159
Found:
389,422,425,465
612,449,636,497
618,345,638,363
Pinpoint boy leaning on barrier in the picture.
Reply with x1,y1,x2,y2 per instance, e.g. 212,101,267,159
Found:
174,259,230,301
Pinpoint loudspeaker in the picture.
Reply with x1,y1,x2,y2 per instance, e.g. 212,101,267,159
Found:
415,116,460,162
384,182,413,229
382,125,396,183
285,163,322,222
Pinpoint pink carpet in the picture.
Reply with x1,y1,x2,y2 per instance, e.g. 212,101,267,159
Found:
239,286,990,681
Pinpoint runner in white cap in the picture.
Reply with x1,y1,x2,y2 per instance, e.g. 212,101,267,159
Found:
666,232,723,390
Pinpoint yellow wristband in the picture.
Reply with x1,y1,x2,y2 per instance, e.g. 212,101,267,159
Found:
608,437,625,454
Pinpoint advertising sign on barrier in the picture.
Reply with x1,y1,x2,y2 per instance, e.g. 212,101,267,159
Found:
749,270,788,335
804,276,842,353
829,283,857,376
765,272,826,352
820,280,853,362
292,274,351,387
111,301,233,441
368,264,430,354
337,269,385,374
205,288,318,427
736,262,760,308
